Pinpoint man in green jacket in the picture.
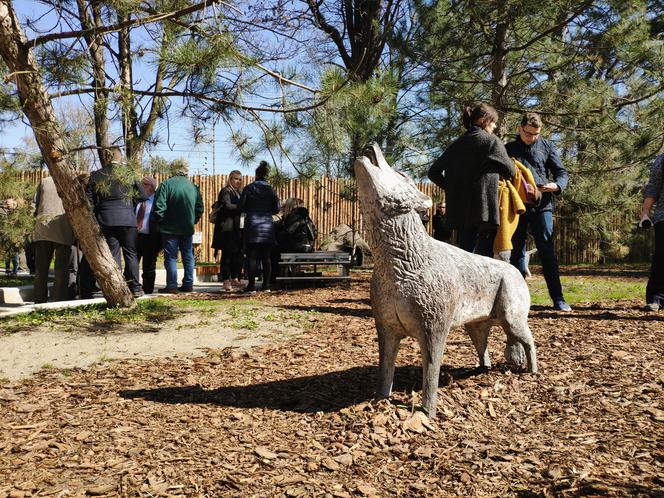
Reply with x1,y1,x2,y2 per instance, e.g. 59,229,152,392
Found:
153,160,203,293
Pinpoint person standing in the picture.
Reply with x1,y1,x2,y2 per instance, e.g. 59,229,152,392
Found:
32,176,75,303
135,176,160,294
86,146,146,298
153,160,203,293
506,112,571,312
428,103,515,257
211,170,244,291
641,154,664,312
239,161,280,293
432,202,453,243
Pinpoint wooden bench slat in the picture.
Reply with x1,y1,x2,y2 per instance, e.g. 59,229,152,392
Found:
278,261,348,265
276,276,351,281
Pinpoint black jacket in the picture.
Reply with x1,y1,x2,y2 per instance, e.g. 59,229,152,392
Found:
277,207,317,253
212,185,241,249
505,135,568,213
86,163,146,227
239,180,280,245
428,127,515,230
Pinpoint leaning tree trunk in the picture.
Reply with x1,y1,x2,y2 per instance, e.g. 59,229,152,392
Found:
0,1,134,307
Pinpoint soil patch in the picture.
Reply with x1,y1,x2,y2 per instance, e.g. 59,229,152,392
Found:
0,304,304,381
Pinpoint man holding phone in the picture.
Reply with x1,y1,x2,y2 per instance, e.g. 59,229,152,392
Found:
506,112,571,311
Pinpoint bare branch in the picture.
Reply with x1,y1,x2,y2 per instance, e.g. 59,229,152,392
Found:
27,0,232,48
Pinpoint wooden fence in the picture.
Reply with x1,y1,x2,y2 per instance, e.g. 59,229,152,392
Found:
19,171,653,264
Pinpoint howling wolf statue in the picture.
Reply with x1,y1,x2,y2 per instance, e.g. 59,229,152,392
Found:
354,143,537,418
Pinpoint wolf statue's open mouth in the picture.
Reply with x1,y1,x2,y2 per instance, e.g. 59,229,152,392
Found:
361,143,379,167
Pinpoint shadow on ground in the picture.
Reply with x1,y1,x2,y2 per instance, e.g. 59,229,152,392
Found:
279,303,373,319
120,364,491,413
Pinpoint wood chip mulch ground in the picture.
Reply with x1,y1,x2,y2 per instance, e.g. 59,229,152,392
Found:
0,275,663,497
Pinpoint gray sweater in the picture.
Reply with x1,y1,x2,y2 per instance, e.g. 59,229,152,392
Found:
428,126,515,230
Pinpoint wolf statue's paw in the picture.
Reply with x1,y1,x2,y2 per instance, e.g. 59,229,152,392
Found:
504,340,527,370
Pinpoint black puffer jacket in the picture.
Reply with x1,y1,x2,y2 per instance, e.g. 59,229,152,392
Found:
239,180,280,245
428,126,515,230
277,207,317,253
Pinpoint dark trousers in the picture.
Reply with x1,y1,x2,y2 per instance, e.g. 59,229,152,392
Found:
458,227,496,258
219,235,243,281
24,241,35,274
646,222,664,305
510,209,564,301
137,232,161,294
102,225,141,292
78,253,95,299
33,240,72,303
246,243,272,291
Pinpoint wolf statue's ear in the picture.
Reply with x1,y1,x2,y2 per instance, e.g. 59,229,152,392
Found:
413,188,433,212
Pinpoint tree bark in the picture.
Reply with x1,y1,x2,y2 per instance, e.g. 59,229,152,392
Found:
490,1,509,137
0,1,135,307
77,0,110,168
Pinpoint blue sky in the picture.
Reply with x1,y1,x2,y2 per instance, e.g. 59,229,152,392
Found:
0,2,269,175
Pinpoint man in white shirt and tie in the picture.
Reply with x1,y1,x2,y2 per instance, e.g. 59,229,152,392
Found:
135,176,160,294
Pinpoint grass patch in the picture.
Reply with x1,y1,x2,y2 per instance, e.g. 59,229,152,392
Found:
0,299,176,334
231,318,259,330
0,275,34,286
528,275,645,306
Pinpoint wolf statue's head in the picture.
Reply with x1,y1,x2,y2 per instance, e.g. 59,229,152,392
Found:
354,143,432,218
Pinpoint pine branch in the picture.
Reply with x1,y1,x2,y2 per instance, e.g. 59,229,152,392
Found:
26,0,232,48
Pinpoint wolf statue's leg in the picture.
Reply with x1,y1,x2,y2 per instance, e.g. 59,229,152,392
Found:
418,325,449,418
504,335,527,369
465,321,492,369
502,319,538,373
375,318,402,399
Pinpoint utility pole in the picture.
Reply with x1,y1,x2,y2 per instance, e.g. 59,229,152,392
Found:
212,120,216,176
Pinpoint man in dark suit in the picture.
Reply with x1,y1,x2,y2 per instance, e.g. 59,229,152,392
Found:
86,147,146,297
135,176,160,294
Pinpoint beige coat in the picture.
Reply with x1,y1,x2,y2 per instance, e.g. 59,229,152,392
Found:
33,176,74,246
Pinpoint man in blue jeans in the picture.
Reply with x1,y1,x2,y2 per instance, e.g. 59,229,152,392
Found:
153,160,204,293
506,112,571,311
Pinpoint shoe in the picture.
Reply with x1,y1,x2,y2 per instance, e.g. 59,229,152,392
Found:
178,286,193,293
553,299,572,312
645,302,660,312
242,287,257,295
158,287,180,294
223,280,232,291
262,289,272,293
132,289,144,298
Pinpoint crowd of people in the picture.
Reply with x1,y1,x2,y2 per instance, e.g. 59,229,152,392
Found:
19,153,318,301
2,114,662,312
428,105,663,313
211,161,317,294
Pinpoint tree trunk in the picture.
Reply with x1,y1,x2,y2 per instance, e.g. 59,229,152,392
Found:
490,0,509,137
0,1,135,307
77,0,110,168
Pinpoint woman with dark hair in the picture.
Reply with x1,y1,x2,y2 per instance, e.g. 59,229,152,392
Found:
428,103,516,257
239,161,280,293
212,170,244,291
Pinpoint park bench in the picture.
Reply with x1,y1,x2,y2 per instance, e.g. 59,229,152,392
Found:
276,251,352,286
